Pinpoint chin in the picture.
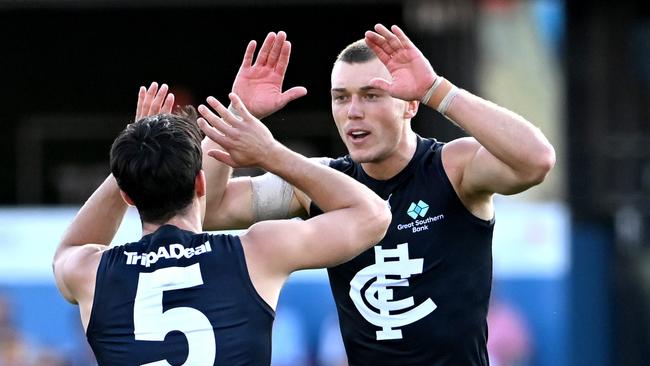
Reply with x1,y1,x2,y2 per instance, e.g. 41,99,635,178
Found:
348,150,377,164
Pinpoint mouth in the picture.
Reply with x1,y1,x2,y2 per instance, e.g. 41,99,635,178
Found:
347,129,371,143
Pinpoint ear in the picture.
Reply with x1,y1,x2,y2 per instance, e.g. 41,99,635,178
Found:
119,190,135,206
195,170,206,198
404,100,419,119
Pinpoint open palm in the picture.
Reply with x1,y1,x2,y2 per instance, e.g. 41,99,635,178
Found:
365,24,438,102
232,31,307,119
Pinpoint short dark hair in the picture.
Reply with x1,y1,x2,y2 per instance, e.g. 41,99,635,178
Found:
110,107,204,224
335,39,377,64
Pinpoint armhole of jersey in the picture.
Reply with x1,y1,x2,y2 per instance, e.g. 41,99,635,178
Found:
231,235,276,319
434,143,495,228
85,248,110,337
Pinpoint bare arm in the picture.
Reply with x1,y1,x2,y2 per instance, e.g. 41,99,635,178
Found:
53,175,126,303
365,24,555,197
201,135,234,230
53,82,175,304
198,93,391,273
202,31,309,229
202,175,308,230
440,92,555,196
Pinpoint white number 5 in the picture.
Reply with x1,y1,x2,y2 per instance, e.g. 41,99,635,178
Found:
134,263,216,365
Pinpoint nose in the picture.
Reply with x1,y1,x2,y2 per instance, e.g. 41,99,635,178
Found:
347,95,363,119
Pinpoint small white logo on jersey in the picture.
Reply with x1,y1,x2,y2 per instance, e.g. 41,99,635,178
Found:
124,241,212,267
349,243,437,340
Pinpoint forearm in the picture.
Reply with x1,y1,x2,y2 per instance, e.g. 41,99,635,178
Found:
55,175,127,258
202,136,233,224
429,82,555,175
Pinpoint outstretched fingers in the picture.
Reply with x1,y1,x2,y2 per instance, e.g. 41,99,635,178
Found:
135,81,177,120
198,101,237,140
227,93,256,122
274,39,292,75
266,31,286,67
208,149,237,167
197,117,229,147
281,86,308,105
136,82,159,120
365,31,392,65
150,83,169,113
197,118,238,167
275,40,308,104
240,40,257,70
255,32,276,67
135,86,147,120
374,23,403,52
390,24,416,49
161,93,175,114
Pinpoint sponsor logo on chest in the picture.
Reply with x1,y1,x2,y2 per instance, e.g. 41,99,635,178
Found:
396,200,444,233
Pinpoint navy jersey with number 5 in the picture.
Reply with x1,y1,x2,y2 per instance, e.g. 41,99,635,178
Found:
86,225,274,365
311,136,495,366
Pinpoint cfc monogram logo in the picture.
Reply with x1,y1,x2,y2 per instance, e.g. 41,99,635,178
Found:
349,243,437,340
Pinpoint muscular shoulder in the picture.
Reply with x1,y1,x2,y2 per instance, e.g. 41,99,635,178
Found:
440,137,481,185
54,244,106,304
441,137,494,219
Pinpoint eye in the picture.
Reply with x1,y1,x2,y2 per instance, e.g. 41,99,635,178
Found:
365,94,378,100
332,94,348,102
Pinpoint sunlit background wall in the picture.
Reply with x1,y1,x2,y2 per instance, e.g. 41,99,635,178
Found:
0,0,648,365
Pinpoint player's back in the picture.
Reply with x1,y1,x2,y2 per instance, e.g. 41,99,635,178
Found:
86,224,274,365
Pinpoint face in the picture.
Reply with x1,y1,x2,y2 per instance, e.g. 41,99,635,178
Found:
331,58,413,164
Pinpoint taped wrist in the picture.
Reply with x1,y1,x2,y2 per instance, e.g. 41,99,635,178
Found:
251,173,294,221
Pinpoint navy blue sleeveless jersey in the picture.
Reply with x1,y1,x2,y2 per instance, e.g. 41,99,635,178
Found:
311,136,495,366
86,225,274,366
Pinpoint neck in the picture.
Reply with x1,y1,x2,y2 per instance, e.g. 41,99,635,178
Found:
360,131,418,180
141,200,203,236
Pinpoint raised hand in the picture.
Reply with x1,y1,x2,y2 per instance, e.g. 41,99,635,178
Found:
135,82,175,121
364,24,438,102
197,93,279,168
231,31,307,119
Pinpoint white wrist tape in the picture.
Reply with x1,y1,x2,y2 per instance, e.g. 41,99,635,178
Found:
436,86,460,116
250,157,332,221
251,173,294,221
421,77,443,105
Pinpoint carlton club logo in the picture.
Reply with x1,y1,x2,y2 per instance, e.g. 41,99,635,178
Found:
349,243,437,340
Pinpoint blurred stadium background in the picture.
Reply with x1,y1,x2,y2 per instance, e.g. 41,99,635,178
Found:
0,0,648,365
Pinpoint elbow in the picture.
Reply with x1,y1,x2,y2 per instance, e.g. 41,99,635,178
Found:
525,143,556,186
366,198,392,243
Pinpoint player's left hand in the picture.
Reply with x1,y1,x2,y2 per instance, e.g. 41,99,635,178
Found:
364,24,438,102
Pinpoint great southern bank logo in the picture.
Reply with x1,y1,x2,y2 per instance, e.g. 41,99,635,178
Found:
407,200,429,219
398,200,444,233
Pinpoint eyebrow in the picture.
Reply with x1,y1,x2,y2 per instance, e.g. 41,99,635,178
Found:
331,86,380,93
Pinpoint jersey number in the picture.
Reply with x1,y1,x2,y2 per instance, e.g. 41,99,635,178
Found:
134,263,216,365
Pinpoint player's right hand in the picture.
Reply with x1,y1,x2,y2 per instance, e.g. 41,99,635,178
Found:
231,31,307,119
197,93,280,169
